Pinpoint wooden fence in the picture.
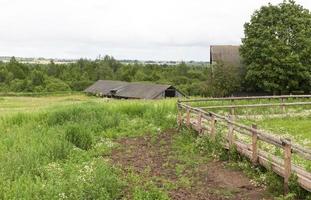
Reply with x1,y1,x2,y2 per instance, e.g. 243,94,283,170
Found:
177,95,311,194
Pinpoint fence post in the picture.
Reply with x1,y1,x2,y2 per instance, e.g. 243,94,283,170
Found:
186,109,190,128
228,115,234,147
197,112,202,134
281,98,286,113
230,107,235,121
251,124,258,165
177,109,182,128
210,115,216,140
283,138,292,194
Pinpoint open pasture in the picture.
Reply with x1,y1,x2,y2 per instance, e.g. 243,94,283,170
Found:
184,96,311,149
241,115,311,147
0,94,94,116
186,96,311,116
2,94,310,199
0,95,276,199
178,95,311,194
184,96,311,144
0,95,177,199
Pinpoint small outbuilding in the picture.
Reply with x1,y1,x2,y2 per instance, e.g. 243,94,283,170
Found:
84,80,185,99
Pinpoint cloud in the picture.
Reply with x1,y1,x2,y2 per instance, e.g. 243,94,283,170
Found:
0,0,310,60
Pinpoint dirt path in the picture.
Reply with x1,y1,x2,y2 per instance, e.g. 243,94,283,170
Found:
109,129,268,200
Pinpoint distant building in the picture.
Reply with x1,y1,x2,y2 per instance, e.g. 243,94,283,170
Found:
84,80,185,99
210,45,241,66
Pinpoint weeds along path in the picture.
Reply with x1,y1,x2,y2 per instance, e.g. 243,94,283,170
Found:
108,129,268,200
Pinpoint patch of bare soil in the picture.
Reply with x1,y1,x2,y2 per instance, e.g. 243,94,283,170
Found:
109,129,268,200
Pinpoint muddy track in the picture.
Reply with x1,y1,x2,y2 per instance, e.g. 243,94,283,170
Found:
109,129,268,200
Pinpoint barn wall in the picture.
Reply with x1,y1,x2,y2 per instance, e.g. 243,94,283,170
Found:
154,89,184,99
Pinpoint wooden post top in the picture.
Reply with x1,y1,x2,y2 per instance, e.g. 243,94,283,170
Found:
281,138,292,146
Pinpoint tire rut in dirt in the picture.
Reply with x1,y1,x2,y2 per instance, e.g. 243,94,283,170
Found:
109,129,268,200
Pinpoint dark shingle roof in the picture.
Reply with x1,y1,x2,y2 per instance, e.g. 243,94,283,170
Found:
84,80,178,99
84,80,126,94
210,45,241,66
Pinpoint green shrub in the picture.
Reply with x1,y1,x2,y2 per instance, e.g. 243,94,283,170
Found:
70,80,93,91
45,77,71,92
65,125,93,150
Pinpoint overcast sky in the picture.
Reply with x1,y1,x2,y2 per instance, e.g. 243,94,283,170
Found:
0,0,311,61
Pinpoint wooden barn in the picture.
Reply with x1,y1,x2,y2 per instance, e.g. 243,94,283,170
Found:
210,45,241,66
84,80,185,99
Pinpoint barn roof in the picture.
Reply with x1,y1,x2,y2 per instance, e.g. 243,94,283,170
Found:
84,80,181,99
84,80,127,95
210,45,241,66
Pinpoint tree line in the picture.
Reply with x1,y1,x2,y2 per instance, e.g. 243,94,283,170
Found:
0,56,243,97
0,56,192,95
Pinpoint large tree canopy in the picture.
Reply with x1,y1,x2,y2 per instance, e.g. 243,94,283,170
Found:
240,0,311,94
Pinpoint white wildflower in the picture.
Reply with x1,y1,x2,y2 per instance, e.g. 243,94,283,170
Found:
59,192,67,199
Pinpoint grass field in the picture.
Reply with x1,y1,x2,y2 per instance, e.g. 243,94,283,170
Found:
0,95,94,116
188,98,311,176
187,98,311,146
242,115,311,147
0,95,177,199
1,95,310,199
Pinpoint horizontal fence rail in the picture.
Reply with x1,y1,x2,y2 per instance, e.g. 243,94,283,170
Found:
199,102,311,110
177,97,311,194
179,94,311,103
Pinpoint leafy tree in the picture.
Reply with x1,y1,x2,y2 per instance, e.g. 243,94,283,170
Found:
10,79,29,92
31,70,45,86
204,63,243,97
45,77,71,92
96,61,113,80
176,62,188,76
70,80,93,91
7,57,27,79
240,0,311,94
0,66,8,83
47,60,61,77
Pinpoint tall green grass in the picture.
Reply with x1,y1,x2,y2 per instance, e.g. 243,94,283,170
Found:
0,100,176,199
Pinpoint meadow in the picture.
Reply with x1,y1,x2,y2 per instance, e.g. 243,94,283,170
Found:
0,95,177,199
187,97,311,146
0,94,91,116
181,97,311,198
242,114,311,147
1,94,311,199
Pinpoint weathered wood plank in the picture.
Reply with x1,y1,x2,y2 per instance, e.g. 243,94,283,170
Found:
179,95,311,103
283,139,292,194
252,124,258,165
199,102,311,110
